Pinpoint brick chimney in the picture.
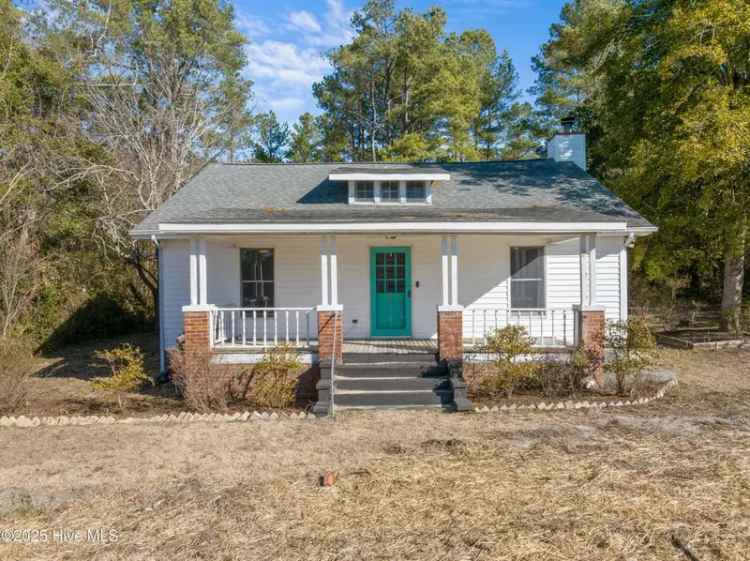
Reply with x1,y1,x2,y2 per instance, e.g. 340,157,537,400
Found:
547,115,587,171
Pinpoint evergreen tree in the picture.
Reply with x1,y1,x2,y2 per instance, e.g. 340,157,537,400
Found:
253,111,290,163
287,113,322,162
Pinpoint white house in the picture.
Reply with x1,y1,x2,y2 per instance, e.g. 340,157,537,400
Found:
132,130,656,411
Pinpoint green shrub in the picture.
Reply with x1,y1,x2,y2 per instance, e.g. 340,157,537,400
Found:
0,340,30,414
605,318,657,395
479,325,538,399
251,346,302,408
92,344,151,392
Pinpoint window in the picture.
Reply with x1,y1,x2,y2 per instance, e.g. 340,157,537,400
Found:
355,181,375,201
510,247,545,309
381,181,399,202
241,249,274,308
406,181,426,202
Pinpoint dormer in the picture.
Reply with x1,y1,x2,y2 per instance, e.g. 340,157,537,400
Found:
328,166,451,205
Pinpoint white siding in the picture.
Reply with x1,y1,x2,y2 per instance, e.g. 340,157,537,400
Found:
159,233,627,353
161,240,190,349
546,238,581,309
595,236,626,323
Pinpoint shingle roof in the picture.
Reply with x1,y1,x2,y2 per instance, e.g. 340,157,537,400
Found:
133,159,654,234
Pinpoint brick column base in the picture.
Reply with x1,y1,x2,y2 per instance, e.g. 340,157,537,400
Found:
578,306,605,386
183,308,211,354
317,308,343,364
437,307,463,363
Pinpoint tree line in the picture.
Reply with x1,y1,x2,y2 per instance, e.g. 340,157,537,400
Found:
0,0,747,351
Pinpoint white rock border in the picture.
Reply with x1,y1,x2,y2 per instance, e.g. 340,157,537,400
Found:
0,410,316,429
473,379,679,414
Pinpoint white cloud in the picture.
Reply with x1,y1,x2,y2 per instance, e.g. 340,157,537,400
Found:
268,97,307,112
246,40,331,88
288,10,322,34
235,14,270,38
299,0,354,48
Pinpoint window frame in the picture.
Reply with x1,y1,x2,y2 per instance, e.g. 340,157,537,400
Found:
240,248,275,309
509,246,546,310
405,180,427,202
380,180,400,203
354,181,375,202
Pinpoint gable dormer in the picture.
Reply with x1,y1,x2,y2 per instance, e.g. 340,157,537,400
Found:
328,166,450,205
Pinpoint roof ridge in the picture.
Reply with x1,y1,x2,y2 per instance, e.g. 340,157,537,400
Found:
207,158,552,167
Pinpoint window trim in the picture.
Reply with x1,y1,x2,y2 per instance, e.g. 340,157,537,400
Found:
354,180,375,202
380,180,400,203
509,246,546,310
239,247,276,309
347,180,432,206
405,180,428,202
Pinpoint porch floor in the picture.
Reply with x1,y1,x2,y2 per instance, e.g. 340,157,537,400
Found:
343,339,437,354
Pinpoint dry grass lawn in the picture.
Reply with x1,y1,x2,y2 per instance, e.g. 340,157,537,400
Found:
0,348,748,560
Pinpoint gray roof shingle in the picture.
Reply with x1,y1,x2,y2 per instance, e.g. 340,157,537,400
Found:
133,159,654,234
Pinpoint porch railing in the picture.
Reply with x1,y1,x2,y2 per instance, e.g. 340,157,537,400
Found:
211,307,316,349
465,308,579,348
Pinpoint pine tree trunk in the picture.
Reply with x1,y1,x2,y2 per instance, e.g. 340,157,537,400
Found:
720,221,746,334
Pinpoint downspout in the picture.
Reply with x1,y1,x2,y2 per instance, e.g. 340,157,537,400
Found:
151,234,165,375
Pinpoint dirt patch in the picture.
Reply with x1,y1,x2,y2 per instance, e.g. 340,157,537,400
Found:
0,348,748,560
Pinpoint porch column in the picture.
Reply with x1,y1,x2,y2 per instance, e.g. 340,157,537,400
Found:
577,234,605,386
183,238,212,357
437,235,463,363
317,235,343,363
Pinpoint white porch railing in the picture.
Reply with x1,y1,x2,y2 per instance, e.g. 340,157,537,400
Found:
211,307,316,349
465,308,579,348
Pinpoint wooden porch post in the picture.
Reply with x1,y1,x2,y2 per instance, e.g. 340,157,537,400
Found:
437,235,463,363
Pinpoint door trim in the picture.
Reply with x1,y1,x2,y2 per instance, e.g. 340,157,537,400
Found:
370,246,412,337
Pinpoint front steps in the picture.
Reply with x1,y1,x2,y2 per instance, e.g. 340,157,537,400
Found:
313,353,456,413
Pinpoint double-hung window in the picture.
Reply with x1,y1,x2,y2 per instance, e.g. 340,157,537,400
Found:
406,181,426,202
354,181,375,202
510,247,545,309
380,181,400,202
241,249,274,308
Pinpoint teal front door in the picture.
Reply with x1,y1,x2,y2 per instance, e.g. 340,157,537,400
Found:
370,247,412,337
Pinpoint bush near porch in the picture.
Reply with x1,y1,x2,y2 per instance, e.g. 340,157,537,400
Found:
168,345,307,413
466,319,658,404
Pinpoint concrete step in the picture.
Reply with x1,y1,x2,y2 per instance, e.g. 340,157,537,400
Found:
335,363,446,378
342,352,437,365
335,376,451,392
334,390,454,410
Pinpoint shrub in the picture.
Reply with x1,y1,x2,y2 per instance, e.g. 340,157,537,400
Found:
605,318,657,396
169,346,302,411
0,340,30,414
92,344,151,392
479,325,538,399
251,346,302,408
169,350,239,412
535,351,590,398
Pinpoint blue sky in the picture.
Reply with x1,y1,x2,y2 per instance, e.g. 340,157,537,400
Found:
234,0,568,124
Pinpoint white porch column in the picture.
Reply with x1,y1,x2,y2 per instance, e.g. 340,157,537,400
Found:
198,239,208,306
441,236,450,307
319,235,340,308
579,234,597,307
450,235,459,306
329,236,339,306
189,238,199,306
320,236,330,307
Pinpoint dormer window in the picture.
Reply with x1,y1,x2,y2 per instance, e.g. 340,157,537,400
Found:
381,181,399,202
355,181,375,202
406,181,427,202
332,166,448,206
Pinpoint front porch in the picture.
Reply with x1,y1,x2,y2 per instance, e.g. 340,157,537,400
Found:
175,231,614,363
